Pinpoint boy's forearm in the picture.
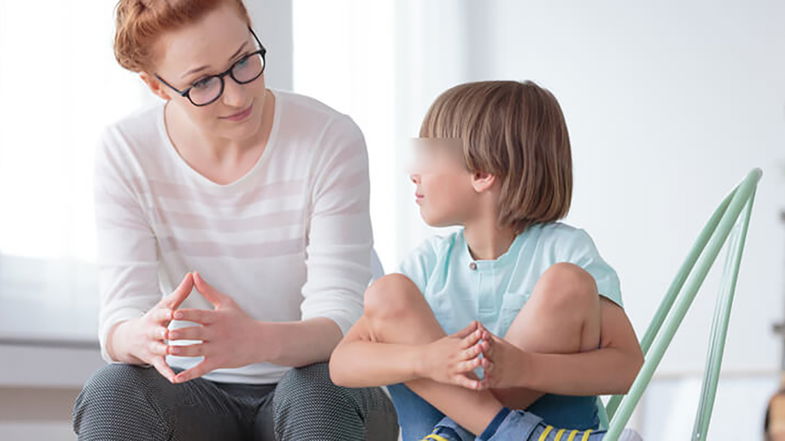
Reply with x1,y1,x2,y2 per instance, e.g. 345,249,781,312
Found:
329,340,424,387
517,347,642,396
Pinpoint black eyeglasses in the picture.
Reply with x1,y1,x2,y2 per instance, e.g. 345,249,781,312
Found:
155,27,267,107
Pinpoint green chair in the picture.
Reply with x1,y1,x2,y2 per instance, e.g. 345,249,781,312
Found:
596,168,762,441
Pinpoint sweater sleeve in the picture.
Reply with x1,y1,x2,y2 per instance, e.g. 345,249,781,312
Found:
94,127,162,362
299,115,373,336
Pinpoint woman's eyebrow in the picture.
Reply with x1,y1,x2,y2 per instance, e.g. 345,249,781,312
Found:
180,40,249,79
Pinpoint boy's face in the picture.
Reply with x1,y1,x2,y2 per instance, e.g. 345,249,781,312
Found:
408,139,478,227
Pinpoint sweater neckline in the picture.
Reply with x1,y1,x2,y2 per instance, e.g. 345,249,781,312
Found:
157,89,282,189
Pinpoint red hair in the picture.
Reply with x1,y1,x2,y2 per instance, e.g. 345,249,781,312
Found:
114,0,252,72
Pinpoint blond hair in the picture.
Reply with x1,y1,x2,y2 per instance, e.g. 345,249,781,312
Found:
419,80,573,233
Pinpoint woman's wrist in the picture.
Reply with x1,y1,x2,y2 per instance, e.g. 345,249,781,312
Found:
253,320,284,364
107,319,142,364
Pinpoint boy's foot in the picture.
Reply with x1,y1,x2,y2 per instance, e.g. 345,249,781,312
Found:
476,408,643,441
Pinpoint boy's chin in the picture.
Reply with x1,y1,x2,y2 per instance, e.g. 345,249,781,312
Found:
421,213,460,229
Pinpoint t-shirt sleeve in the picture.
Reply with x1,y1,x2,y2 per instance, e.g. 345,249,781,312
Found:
557,228,623,307
396,237,439,296
300,115,373,336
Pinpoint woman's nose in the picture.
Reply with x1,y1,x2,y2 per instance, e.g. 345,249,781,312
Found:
409,174,420,184
221,78,246,107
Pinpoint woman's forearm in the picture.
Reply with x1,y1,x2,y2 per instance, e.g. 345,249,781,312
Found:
262,318,344,367
518,346,643,396
329,339,423,387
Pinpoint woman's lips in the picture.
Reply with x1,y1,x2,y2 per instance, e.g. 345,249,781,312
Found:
222,103,253,122
415,193,424,204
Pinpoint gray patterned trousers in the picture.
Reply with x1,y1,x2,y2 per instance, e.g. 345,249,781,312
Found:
72,362,399,441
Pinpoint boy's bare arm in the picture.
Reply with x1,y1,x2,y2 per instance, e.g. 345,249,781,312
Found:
330,317,485,389
478,298,644,396
328,316,423,387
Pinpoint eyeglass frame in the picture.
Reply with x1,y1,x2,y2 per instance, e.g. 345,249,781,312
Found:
154,27,267,107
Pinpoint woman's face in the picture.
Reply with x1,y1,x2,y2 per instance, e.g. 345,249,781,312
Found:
144,4,268,143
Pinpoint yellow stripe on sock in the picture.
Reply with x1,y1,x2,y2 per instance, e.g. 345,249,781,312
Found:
581,429,594,441
554,428,567,440
538,425,554,441
566,429,580,441
423,435,450,441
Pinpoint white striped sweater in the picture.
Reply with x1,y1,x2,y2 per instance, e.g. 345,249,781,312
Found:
94,90,372,383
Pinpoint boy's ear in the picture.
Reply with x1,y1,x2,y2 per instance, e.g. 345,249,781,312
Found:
471,171,496,193
139,72,172,101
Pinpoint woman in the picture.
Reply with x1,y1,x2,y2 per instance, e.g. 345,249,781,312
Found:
71,1,398,440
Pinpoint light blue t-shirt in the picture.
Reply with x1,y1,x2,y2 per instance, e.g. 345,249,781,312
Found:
396,221,623,430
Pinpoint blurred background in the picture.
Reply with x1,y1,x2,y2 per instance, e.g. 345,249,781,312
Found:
0,1,784,440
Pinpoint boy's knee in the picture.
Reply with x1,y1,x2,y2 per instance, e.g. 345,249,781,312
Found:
364,273,419,321
537,263,598,310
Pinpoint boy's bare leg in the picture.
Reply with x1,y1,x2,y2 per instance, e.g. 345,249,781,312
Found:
364,274,503,436
491,262,603,409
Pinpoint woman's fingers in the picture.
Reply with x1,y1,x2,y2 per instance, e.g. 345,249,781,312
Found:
168,343,206,357
168,325,207,341
161,272,194,310
193,272,227,308
151,356,176,383
173,359,214,383
148,340,168,356
147,325,168,341
150,307,173,325
173,308,215,325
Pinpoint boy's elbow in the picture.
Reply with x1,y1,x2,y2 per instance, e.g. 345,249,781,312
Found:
618,351,645,394
328,355,353,387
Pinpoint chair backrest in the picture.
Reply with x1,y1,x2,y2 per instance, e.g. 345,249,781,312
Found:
598,168,762,441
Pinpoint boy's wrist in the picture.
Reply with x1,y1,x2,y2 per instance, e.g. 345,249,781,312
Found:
411,342,430,379
516,350,537,389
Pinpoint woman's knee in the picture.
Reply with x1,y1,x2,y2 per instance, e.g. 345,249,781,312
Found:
363,273,421,322
274,363,349,409
273,363,359,435
72,364,169,435
274,363,397,441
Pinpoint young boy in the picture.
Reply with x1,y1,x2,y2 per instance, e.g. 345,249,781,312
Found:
329,80,644,441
